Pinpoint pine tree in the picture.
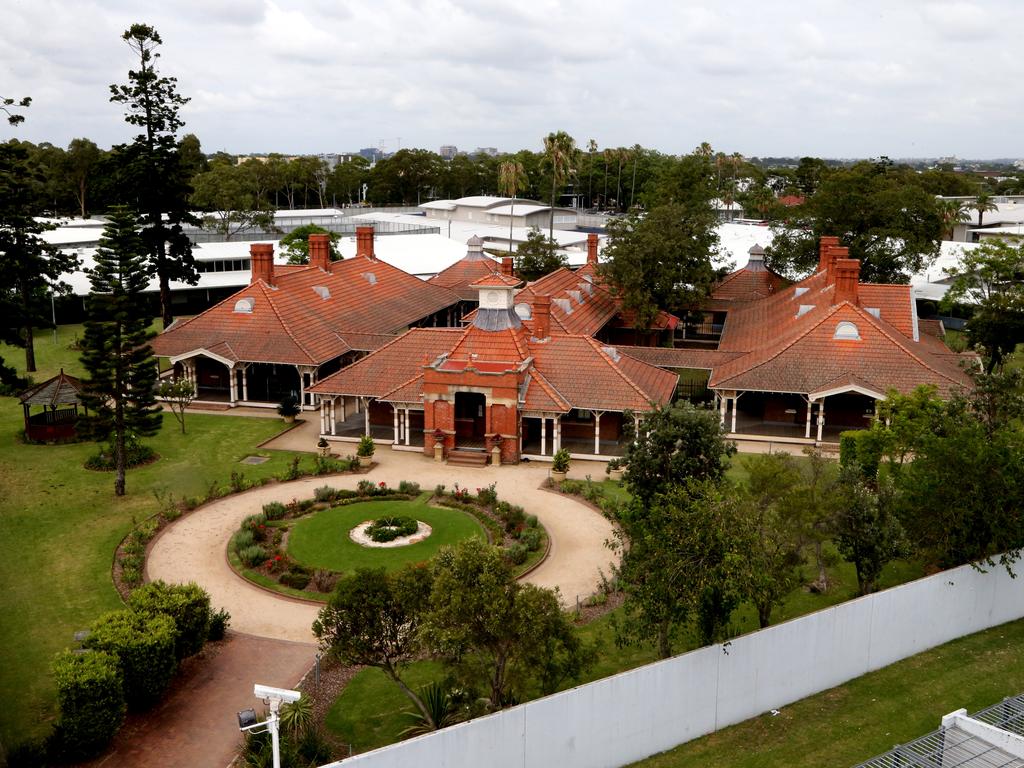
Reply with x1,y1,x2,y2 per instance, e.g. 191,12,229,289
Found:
79,207,163,496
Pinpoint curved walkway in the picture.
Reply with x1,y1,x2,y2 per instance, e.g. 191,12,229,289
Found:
147,449,618,643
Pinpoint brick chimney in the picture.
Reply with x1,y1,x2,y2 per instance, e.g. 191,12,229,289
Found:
833,258,860,305
250,243,274,286
501,256,514,277
356,226,375,260
818,236,841,273
827,245,849,285
533,295,551,340
308,233,330,271
587,233,599,265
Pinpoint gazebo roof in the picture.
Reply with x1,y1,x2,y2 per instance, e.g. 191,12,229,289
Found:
18,369,84,407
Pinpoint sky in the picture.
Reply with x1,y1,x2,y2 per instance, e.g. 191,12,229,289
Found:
3,0,1022,160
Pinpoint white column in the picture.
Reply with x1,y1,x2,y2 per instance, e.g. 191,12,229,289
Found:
805,398,813,439
340,397,346,421
228,365,237,405
817,398,826,442
320,400,327,433
719,393,727,426
297,366,306,410
405,408,412,446
241,365,249,401
363,398,370,436
730,394,739,434
540,415,547,456
554,416,561,452
594,412,603,455
392,405,400,444
329,398,337,435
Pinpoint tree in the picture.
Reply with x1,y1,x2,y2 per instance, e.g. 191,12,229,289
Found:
190,162,276,240
938,198,971,240
586,138,598,208
973,191,998,228
622,400,735,508
0,113,79,372
79,207,163,496
63,138,103,218
312,565,435,726
766,159,944,283
792,447,839,591
421,538,588,707
600,203,724,330
157,377,195,433
110,23,199,329
616,480,749,657
834,466,907,595
514,227,566,281
739,453,805,627
280,224,342,265
498,159,528,254
943,237,1024,371
1,95,31,126
542,131,578,241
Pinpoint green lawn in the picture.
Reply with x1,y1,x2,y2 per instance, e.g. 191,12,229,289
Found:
628,617,1024,768
287,496,486,574
326,660,448,753
0,396,307,744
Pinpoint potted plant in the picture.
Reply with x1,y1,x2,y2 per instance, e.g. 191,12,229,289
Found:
356,434,375,467
606,457,625,482
551,448,570,482
317,437,331,458
277,396,301,424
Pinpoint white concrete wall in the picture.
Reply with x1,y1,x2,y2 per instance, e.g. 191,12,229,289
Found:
324,559,1023,768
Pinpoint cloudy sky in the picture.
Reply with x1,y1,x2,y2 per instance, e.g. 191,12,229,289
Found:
2,0,1021,159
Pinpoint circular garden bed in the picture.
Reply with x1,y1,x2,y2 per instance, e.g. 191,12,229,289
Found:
228,480,549,602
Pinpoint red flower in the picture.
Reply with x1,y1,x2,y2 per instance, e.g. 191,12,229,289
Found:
379,481,387,488
274,555,281,561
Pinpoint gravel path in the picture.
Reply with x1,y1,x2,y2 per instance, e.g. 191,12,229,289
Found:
147,449,618,643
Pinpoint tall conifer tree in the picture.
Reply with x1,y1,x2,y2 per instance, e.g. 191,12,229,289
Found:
80,207,162,496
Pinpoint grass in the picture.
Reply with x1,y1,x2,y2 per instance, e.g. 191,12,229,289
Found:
287,496,486,574
0,389,307,744
628,617,1024,768
325,660,448,753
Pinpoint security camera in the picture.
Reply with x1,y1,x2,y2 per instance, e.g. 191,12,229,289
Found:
253,684,301,704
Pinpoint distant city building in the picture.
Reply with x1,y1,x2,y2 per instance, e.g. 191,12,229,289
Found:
473,147,499,157
318,153,359,171
439,145,458,160
358,147,384,163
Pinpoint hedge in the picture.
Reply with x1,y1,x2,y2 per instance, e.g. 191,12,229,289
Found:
52,650,125,760
128,581,211,660
85,610,178,710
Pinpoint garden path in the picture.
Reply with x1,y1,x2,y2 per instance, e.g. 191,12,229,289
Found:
146,449,618,643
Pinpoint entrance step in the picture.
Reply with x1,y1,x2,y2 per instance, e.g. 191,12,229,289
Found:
189,401,232,411
447,449,489,467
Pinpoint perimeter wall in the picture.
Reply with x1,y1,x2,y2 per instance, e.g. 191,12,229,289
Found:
326,558,1023,768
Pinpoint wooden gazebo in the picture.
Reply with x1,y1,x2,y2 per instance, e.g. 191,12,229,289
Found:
18,369,85,442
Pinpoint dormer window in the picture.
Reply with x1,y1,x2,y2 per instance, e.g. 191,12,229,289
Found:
794,287,809,298
796,304,814,318
514,303,532,320
834,321,861,340
312,285,330,300
233,297,255,313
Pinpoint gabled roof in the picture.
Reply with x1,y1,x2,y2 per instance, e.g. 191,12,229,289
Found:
712,261,787,303
152,255,460,366
428,251,501,301
471,272,522,289
18,369,83,407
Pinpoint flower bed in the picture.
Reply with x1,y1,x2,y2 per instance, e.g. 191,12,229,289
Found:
365,516,419,542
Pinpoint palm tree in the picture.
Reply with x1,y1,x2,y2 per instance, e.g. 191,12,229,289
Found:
542,130,578,241
498,160,528,255
938,198,971,240
586,138,598,209
629,144,643,210
974,191,998,228
602,148,613,209
615,148,626,211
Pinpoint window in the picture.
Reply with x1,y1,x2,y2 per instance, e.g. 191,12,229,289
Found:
233,297,255,313
834,321,860,340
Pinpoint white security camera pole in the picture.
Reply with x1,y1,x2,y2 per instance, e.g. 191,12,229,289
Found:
237,684,302,768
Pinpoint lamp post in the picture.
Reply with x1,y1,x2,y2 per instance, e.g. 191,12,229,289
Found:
237,683,301,768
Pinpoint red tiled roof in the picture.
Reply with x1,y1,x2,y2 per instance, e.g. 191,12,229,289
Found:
428,254,501,301
712,265,787,303
310,328,464,397
151,255,460,366
618,347,744,370
471,272,522,288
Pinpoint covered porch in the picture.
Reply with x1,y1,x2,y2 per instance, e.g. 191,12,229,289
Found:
317,395,395,442
170,351,319,410
714,388,879,444
521,409,632,460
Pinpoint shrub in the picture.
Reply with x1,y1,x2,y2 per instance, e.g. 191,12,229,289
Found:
356,434,375,457
233,529,255,551
280,455,303,481
263,501,288,520
525,514,539,528
52,650,125,760
4,737,53,768
84,438,157,471
128,581,212,660
85,610,177,710
277,396,301,418
313,486,338,503
311,569,338,593
476,482,498,507
229,470,250,493
434,483,446,497
605,457,624,473
365,516,419,542
208,608,231,641
519,527,542,552
398,480,420,495
498,503,526,533
314,456,347,475
280,571,311,590
239,544,267,567
242,512,268,530
356,479,376,496
505,542,529,565
120,564,142,586
551,448,570,473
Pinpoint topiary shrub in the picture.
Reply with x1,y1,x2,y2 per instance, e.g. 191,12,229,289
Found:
128,581,212,660
239,544,267,568
365,516,418,542
52,650,125,760
84,610,178,710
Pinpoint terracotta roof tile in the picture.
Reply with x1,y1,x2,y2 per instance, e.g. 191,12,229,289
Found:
428,254,501,301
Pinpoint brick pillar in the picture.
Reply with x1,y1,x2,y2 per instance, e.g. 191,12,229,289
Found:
250,243,274,286
587,233,599,265
356,226,375,259
309,233,331,271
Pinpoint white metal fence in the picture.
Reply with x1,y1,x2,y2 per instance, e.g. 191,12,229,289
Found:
325,559,1023,768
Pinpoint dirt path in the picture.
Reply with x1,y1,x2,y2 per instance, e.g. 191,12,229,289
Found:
147,449,618,642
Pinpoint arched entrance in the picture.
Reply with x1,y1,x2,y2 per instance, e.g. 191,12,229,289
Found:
454,391,487,449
